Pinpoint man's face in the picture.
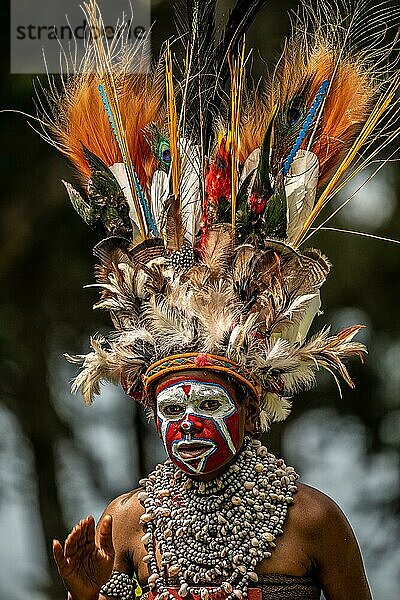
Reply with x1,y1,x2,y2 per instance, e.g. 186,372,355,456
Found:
155,374,245,476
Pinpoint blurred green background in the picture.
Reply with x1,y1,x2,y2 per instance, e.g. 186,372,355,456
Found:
1,1,399,598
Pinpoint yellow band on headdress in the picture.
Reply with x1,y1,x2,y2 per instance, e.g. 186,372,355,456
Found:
143,352,262,401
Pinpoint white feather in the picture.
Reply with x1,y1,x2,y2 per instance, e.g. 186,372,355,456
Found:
275,292,321,343
110,162,140,228
239,148,260,187
285,291,321,343
150,169,170,231
262,392,292,424
285,150,319,244
179,138,202,244
146,296,196,351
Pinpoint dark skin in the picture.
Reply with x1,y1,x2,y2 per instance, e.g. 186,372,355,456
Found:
53,371,372,600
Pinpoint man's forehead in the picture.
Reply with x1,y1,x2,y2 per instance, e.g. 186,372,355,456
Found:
156,378,230,399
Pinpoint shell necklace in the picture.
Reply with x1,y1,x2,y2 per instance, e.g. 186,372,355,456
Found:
139,437,298,600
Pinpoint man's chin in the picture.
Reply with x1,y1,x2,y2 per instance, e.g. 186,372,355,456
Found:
170,439,217,475
169,441,240,479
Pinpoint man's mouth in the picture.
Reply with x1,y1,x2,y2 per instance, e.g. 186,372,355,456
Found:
175,440,215,460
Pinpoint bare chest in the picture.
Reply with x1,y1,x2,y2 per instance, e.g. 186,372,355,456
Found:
131,517,313,587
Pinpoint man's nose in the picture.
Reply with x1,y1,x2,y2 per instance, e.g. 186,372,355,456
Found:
180,415,203,434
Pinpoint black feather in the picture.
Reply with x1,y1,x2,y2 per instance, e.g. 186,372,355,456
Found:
82,145,133,240
218,0,270,87
174,1,270,156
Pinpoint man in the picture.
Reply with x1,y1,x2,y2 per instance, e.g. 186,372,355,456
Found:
36,1,397,599
53,369,371,600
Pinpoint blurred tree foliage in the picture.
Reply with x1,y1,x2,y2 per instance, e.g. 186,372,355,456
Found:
0,1,399,598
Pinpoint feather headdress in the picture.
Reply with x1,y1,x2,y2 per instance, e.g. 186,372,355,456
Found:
35,0,399,429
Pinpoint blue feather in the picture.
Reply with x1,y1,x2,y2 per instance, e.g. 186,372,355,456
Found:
283,80,329,176
98,84,159,237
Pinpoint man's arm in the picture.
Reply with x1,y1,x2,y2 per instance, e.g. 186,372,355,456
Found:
54,490,143,600
303,486,372,600
53,514,114,600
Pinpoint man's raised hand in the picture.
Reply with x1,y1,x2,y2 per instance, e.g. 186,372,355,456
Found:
53,514,115,600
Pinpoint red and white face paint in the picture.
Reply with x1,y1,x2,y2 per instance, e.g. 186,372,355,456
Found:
156,378,242,475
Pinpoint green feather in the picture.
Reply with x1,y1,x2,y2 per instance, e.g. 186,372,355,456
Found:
62,180,96,228
147,124,171,171
263,173,287,239
63,146,134,239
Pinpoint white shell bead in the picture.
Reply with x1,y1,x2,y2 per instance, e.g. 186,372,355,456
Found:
168,564,181,577
244,481,255,490
141,532,151,544
256,446,268,457
218,514,227,524
163,552,173,562
164,528,172,538
179,584,189,597
139,512,154,524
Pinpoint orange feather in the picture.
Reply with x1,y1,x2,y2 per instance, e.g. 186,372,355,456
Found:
240,41,377,185
47,71,164,189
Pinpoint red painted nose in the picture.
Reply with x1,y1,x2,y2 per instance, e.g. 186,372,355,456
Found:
180,416,203,434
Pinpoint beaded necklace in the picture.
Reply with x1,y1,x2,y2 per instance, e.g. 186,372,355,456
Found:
139,437,299,600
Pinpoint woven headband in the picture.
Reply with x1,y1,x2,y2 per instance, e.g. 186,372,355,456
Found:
143,353,262,402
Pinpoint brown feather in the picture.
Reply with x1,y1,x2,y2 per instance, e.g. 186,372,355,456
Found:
198,224,234,277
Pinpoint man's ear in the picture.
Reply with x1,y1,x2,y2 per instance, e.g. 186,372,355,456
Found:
244,395,260,433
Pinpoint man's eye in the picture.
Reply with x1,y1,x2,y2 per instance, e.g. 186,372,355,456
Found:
163,404,185,416
199,399,222,412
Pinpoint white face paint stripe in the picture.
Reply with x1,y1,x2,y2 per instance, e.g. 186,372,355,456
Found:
212,418,236,455
157,380,236,418
171,439,216,474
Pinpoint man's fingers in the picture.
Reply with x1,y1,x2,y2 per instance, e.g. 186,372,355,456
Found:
85,515,96,544
65,516,94,558
99,514,115,558
53,539,73,575
64,522,81,558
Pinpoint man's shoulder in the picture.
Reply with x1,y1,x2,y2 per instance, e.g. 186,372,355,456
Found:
291,482,350,538
101,487,145,532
